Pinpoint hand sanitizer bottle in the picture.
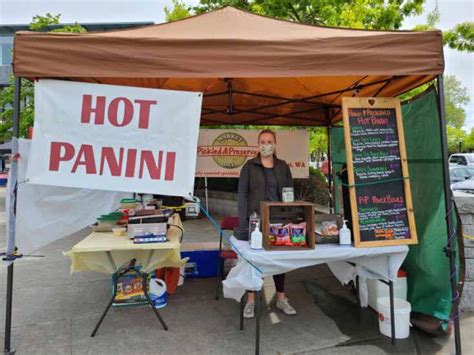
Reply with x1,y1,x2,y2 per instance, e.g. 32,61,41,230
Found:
251,222,263,250
339,220,352,246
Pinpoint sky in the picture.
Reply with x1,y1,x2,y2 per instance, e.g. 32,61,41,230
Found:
0,0,472,127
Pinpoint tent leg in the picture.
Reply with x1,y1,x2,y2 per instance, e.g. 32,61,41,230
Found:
327,126,333,213
204,177,209,211
4,76,21,355
437,75,462,355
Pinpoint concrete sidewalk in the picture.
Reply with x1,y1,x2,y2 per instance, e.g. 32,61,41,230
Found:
0,188,472,354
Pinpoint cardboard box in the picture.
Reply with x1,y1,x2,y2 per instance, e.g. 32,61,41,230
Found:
260,201,316,250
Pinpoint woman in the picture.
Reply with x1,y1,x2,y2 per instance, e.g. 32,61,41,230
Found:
237,129,296,318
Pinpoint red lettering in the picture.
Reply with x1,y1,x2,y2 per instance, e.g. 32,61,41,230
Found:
139,151,163,179
134,99,157,129
71,144,97,174
165,152,176,181
108,97,133,127
99,147,124,176
125,149,137,177
49,142,75,171
81,95,106,124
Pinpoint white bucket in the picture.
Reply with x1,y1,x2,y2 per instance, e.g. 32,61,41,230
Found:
377,297,411,339
149,278,167,309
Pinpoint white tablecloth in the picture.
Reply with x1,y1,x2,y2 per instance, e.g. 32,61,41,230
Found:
223,237,409,302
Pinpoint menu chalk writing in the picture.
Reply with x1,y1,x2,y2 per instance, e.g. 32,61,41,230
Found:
342,98,417,247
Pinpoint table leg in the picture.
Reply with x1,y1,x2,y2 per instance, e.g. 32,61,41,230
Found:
240,294,245,331
355,275,361,308
255,290,261,355
91,272,119,337
389,280,396,345
141,270,169,331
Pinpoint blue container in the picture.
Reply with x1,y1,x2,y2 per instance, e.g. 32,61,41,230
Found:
180,250,219,278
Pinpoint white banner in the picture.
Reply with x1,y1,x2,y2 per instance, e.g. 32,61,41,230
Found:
196,129,309,178
27,80,202,196
16,139,130,255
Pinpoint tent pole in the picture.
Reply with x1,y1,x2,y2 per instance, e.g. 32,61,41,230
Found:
4,76,21,355
327,126,333,213
204,176,209,212
437,75,462,355
325,108,333,213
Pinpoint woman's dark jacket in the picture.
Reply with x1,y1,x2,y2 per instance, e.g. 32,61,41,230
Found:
238,155,293,235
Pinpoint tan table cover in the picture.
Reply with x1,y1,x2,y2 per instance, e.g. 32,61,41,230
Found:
65,214,186,274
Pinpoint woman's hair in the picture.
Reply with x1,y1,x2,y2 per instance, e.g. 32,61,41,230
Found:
258,129,277,143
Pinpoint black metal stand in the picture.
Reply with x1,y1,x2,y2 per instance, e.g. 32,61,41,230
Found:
243,275,397,355
255,291,261,355
436,75,462,355
239,295,245,331
379,279,396,345
4,76,22,355
4,262,15,355
91,259,168,337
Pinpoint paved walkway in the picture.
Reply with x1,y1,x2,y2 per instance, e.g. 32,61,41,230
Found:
0,188,472,354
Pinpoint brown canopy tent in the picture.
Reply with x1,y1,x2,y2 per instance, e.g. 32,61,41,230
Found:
13,6,444,126
7,6,459,355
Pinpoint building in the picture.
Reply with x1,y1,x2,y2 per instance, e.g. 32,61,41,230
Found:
0,22,154,87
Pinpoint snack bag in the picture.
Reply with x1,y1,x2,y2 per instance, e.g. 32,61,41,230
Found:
290,222,307,246
275,225,291,246
269,223,282,245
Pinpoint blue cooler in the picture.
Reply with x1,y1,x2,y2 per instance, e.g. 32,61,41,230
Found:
181,250,219,278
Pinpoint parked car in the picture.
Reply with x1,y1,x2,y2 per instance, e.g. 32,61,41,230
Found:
449,153,474,167
449,166,474,184
451,179,474,195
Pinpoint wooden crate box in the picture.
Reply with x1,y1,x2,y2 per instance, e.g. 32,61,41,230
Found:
260,201,316,250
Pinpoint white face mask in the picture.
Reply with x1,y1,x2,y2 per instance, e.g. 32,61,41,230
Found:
259,144,275,157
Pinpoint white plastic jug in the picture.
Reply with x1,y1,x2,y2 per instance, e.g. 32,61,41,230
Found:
149,278,167,309
377,297,411,339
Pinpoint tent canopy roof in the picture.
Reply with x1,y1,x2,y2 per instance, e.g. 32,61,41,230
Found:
13,6,444,126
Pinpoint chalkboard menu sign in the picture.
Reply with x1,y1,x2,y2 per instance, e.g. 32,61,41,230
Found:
342,97,417,248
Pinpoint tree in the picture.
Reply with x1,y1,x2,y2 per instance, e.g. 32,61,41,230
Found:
164,0,191,22
444,75,470,129
447,126,466,153
401,75,470,129
194,0,426,29
0,15,86,141
463,127,474,152
413,3,473,53
444,22,474,53
308,128,327,165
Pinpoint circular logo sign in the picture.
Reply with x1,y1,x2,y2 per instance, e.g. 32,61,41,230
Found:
212,132,249,169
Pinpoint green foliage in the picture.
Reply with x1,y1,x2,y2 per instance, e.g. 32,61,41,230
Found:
444,75,470,129
463,128,474,152
400,75,470,130
29,13,61,30
444,22,474,53
0,76,34,139
294,167,330,206
195,0,425,29
165,0,191,22
308,127,328,162
0,14,86,141
447,126,466,153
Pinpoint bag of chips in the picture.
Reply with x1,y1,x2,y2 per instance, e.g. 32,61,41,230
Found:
275,225,291,246
269,223,282,245
290,222,307,246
